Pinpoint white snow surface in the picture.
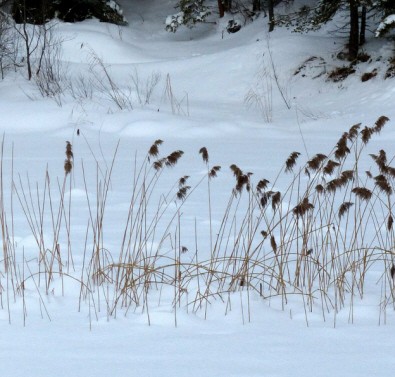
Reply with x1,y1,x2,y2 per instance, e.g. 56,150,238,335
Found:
1,0,395,375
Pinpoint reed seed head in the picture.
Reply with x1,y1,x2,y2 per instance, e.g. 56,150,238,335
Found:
323,160,340,176
260,191,273,209
351,187,372,201
285,152,301,173
361,126,373,144
388,215,393,231
209,166,221,178
257,179,269,193
338,202,354,219
293,197,314,217
199,147,209,164
308,153,327,171
64,159,73,175
373,116,389,134
270,235,277,254
230,164,242,178
271,191,281,211
236,174,249,193
374,174,392,195
65,141,73,160
153,158,166,171
176,186,191,201
166,150,184,167
179,175,190,188
334,134,350,160
347,123,361,141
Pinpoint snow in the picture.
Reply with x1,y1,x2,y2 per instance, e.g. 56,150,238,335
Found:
1,0,395,375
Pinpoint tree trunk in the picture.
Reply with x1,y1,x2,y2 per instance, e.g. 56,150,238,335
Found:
359,5,366,45
217,0,224,18
268,0,274,32
253,0,260,12
348,0,359,61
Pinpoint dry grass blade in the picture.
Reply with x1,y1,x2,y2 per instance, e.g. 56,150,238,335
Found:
199,147,209,164
351,187,372,201
338,202,354,219
285,152,301,173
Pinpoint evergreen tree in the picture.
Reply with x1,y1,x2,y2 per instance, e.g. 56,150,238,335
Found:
279,0,394,61
375,0,395,37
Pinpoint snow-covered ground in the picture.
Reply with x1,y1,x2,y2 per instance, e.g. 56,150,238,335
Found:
1,0,395,375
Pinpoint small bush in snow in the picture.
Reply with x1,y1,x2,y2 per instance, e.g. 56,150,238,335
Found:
166,0,211,32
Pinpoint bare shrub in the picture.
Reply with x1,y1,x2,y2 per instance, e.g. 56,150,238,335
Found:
245,60,273,122
130,67,161,105
0,11,20,79
160,73,189,115
33,26,68,105
87,49,133,110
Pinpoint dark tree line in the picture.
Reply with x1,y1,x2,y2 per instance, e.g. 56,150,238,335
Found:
2,0,125,24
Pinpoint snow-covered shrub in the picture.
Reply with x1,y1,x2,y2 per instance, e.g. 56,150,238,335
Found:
376,14,395,37
226,19,241,33
166,0,211,32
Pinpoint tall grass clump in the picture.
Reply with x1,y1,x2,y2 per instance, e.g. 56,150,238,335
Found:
1,116,395,327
